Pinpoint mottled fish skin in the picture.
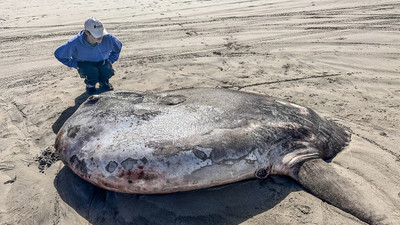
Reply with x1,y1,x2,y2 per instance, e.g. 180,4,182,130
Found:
55,88,349,194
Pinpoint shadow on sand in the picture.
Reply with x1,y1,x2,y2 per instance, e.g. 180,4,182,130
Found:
54,167,299,225
52,92,90,134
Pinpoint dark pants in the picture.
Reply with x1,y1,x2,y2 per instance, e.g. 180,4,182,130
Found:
77,60,114,87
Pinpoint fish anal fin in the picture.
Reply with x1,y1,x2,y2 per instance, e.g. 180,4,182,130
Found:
289,158,400,225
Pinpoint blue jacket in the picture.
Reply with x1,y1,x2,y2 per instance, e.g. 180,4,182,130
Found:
54,30,122,69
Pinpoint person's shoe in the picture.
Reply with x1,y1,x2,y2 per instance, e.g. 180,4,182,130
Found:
86,85,96,95
99,82,114,91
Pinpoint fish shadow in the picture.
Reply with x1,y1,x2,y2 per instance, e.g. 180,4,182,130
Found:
55,167,300,225
52,92,89,134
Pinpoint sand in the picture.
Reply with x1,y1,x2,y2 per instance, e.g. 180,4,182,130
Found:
0,0,399,224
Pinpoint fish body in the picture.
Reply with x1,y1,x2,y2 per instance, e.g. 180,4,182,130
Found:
55,88,348,194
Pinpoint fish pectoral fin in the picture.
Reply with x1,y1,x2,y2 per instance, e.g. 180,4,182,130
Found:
277,146,319,173
282,152,319,169
289,158,400,225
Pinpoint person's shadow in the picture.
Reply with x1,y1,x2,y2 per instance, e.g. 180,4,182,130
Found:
52,92,300,225
52,92,90,134
52,89,118,134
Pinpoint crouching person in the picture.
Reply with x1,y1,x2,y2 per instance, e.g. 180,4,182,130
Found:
54,17,122,95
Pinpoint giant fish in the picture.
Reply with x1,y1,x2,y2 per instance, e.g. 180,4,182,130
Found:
55,88,399,224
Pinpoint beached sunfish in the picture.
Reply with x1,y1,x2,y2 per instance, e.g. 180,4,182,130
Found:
55,88,398,224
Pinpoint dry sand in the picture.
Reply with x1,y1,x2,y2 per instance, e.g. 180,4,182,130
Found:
1,0,400,224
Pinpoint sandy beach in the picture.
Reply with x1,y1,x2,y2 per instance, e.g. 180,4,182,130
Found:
0,0,399,224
